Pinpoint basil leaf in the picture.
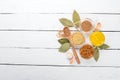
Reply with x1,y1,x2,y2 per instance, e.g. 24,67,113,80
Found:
72,10,80,27
59,18,73,27
59,43,70,53
94,47,99,61
58,38,70,44
98,44,109,49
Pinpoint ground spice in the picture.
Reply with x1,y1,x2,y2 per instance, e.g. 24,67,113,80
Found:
63,27,71,37
80,44,94,59
81,20,93,32
70,32,85,45
90,31,105,46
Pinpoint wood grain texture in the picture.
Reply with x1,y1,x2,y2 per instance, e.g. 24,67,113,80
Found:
0,0,120,80
0,0,120,13
0,49,120,66
0,31,119,49
0,65,120,80
0,14,119,30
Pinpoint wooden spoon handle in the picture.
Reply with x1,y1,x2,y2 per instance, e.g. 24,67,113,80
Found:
95,22,101,31
70,43,80,64
68,37,80,64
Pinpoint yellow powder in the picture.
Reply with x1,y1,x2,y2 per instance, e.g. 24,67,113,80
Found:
90,31,105,46
70,32,85,45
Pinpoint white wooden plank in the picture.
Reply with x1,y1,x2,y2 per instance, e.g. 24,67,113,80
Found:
0,66,120,80
0,14,120,30
0,65,120,80
0,0,119,13
0,31,119,49
0,48,120,66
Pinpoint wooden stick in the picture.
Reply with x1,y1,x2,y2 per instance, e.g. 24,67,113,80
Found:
95,22,101,31
68,38,80,64
63,27,80,64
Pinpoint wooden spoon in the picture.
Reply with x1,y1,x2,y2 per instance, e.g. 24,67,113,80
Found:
63,27,80,64
95,22,101,31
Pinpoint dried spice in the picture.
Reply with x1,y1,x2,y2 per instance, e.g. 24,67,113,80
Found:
90,31,105,46
94,47,99,61
63,27,80,64
98,44,109,50
81,20,93,32
57,10,109,64
63,27,71,37
58,26,80,64
72,10,80,27
59,18,73,27
59,43,70,52
58,38,69,44
66,52,75,64
70,32,85,45
80,44,94,59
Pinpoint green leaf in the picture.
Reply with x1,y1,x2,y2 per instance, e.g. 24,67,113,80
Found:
58,38,70,44
59,43,70,53
98,44,109,50
94,47,99,62
72,10,80,27
59,18,73,27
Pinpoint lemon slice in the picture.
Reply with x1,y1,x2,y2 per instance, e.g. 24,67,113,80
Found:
70,32,85,45
90,31,105,46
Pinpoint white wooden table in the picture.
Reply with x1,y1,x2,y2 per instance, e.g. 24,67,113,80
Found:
0,0,120,80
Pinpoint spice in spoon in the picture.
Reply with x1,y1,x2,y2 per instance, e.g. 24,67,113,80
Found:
63,27,80,64
63,27,71,37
